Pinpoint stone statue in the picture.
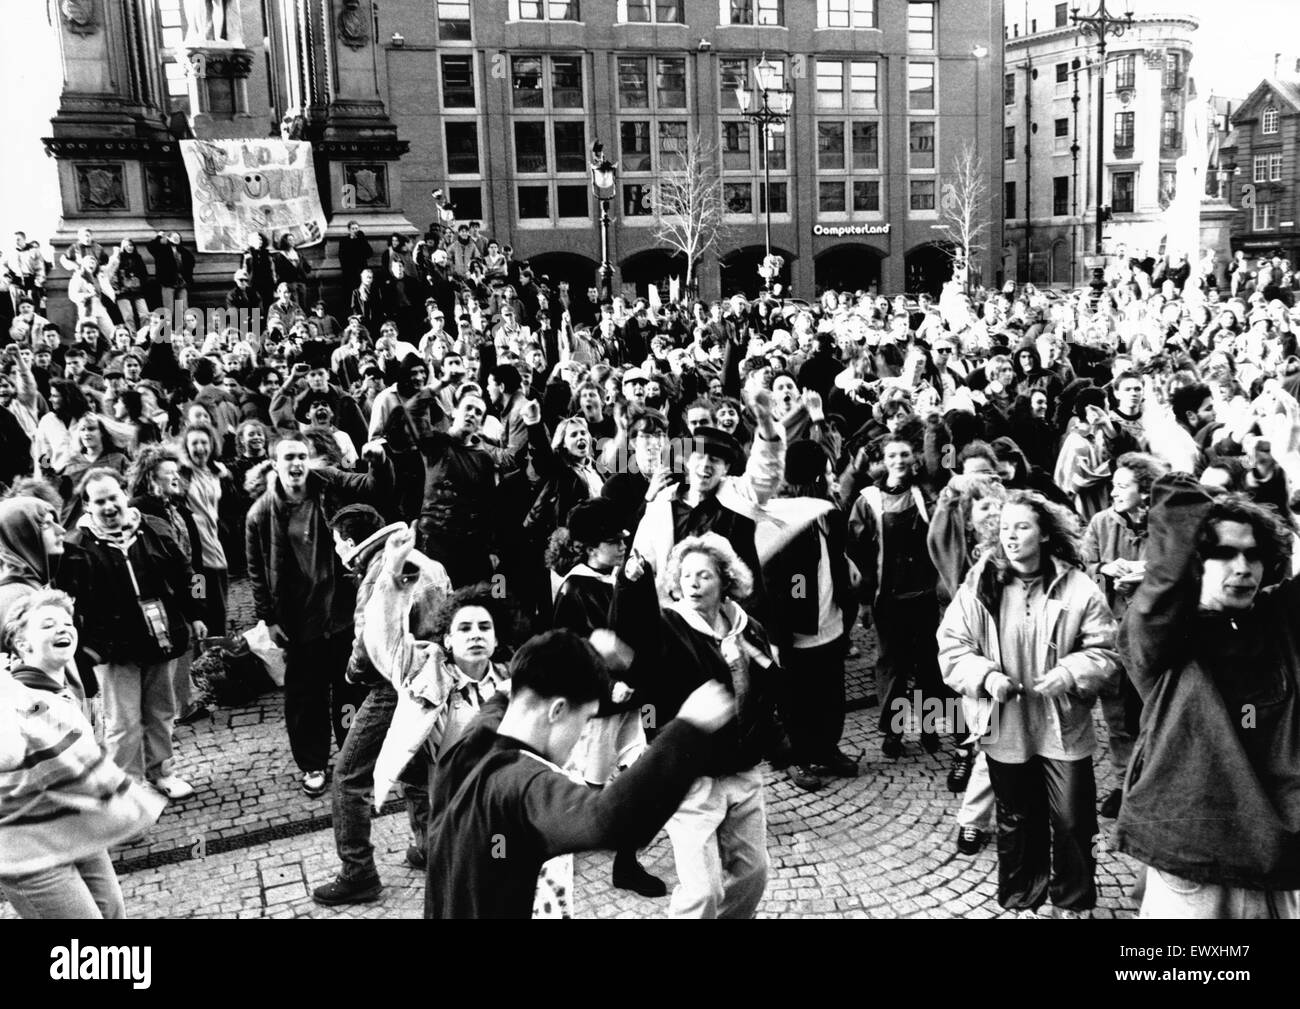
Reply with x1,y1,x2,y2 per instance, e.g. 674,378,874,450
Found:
184,0,243,46
280,112,306,141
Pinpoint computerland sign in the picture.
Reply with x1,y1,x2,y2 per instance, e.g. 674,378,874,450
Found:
813,223,892,237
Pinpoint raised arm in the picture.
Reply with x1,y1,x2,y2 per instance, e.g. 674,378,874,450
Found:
1118,473,1214,700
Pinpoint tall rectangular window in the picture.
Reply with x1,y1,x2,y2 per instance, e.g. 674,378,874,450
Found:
445,123,480,175
1254,155,1268,183
656,57,687,109
512,56,544,108
851,121,879,169
1254,194,1275,230
551,56,584,109
1004,125,1015,160
910,179,936,211
910,122,935,169
908,63,935,110
1161,111,1179,149
621,121,652,172
1115,54,1136,90
720,58,749,109
449,186,483,220
514,122,548,173
819,0,874,28
1055,62,1069,96
1163,52,1182,89
1004,73,1015,105
441,55,475,108
1112,171,1135,213
1263,107,1279,134
817,60,844,110
618,57,649,108
1005,181,1016,218
722,121,752,170
818,122,846,170
1114,111,1134,150
659,121,687,171
1053,176,1069,215
1270,153,1283,181
1054,2,1068,27
437,0,472,40
553,122,587,172
850,61,878,109
908,1,935,48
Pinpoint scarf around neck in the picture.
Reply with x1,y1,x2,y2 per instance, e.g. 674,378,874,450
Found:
78,505,142,553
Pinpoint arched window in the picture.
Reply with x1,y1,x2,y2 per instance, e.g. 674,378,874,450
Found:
1262,106,1279,135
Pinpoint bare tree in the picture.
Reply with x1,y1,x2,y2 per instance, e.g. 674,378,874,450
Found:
935,141,990,293
651,133,730,297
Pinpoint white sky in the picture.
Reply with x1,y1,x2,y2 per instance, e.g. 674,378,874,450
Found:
1171,0,1300,100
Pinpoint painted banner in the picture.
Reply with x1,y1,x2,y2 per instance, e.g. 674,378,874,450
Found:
179,139,326,253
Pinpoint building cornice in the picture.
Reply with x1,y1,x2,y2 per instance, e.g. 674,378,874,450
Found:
43,138,184,159
1006,15,1198,53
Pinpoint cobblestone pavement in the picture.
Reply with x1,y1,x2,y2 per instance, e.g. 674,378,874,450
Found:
2,580,1140,919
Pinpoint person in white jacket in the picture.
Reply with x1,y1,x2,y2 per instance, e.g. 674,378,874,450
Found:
938,490,1119,918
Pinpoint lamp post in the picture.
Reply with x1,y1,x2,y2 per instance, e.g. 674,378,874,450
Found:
590,140,617,303
735,53,793,294
1071,0,1134,266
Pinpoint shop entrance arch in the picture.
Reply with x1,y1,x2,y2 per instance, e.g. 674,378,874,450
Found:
814,244,886,296
904,243,954,297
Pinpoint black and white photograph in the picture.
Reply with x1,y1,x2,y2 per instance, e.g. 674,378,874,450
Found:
0,0,1296,963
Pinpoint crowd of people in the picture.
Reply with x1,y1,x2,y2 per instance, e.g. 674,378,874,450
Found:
2,214,1300,921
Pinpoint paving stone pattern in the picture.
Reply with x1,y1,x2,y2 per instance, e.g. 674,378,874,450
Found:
1,580,1140,919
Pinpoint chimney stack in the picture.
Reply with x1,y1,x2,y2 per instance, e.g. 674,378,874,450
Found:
1274,53,1281,77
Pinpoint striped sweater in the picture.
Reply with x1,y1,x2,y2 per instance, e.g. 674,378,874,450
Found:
0,666,163,875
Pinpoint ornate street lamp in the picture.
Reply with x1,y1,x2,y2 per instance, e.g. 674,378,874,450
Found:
1071,0,1135,275
735,53,793,294
590,140,617,303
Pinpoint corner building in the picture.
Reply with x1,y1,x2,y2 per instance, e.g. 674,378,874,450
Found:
380,0,1005,299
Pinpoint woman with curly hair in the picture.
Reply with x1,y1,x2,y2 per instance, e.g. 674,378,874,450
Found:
613,531,780,918
177,423,232,636
939,490,1120,918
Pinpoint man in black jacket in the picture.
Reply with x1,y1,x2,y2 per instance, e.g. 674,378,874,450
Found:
63,468,206,801
337,220,372,294
245,435,391,798
146,231,194,320
425,630,735,918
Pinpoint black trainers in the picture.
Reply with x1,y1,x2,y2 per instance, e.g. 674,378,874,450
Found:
947,748,975,793
881,733,904,759
956,826,987,855
810,750,859,778
405,844,427,870
788,764,828,791
175,703,210,727
612,854,667,898
1099,788,1123,819
312,875,382,906
919,731,942,755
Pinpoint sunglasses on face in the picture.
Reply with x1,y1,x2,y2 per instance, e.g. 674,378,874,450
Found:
1203,545,1263,565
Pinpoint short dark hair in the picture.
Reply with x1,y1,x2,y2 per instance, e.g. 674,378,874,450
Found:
329,504,386,544
431,582,520,644
508,629,610,707
80,466,127,500
1171,382,1213,423
193,357,219,385
489,364,522,395
957,440,999,471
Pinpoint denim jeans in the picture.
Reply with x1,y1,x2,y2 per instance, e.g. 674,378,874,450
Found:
97,659,177,781
332,681,430,882
664,767,769,919
1140,868,1300,919
0,851,125,919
